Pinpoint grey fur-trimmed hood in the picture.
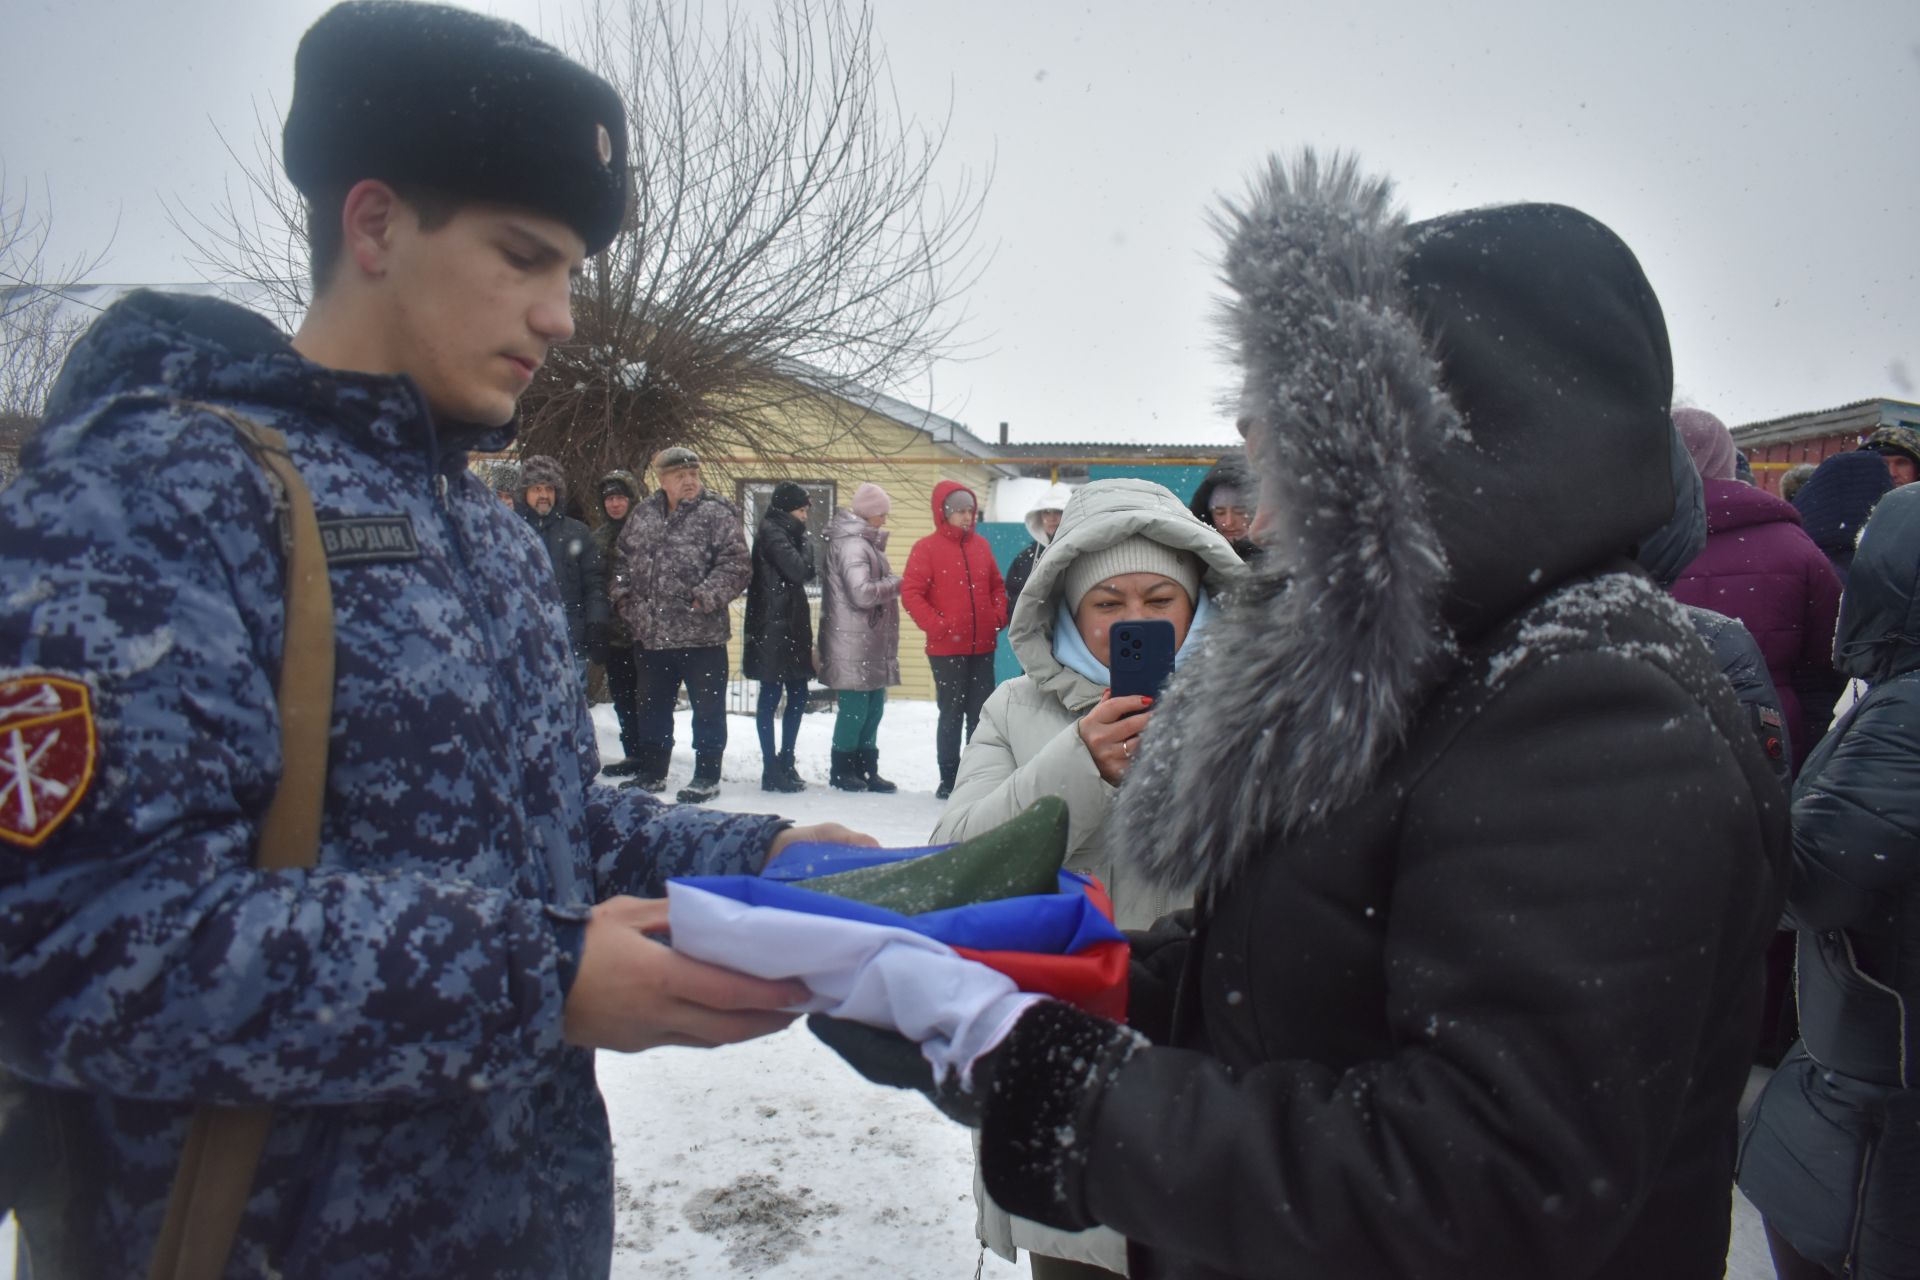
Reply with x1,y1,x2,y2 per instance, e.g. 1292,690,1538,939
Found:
1116,151,1675,898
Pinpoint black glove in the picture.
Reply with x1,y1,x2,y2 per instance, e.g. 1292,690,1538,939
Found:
584,621,610,666
807,1014,994,1127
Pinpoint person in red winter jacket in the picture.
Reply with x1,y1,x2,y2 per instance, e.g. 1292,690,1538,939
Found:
902,479,1008,797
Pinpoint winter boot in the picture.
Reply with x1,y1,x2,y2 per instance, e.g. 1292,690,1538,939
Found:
935,768,956,801
761,751,805,793
618,748,670,793
829,749,869,792
857,747,897,794
778,749,808,792
600,757,642,778
676,752,724,804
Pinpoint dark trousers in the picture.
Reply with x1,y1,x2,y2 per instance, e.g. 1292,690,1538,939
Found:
755,678,810,761
605,645,641,758
930,652,995,780
636,646,728,759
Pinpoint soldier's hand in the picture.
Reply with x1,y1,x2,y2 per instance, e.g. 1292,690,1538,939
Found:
563,897,808,1053
764,822,880,867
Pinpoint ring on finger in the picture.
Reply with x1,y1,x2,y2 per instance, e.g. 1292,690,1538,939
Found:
1122,739,1134,757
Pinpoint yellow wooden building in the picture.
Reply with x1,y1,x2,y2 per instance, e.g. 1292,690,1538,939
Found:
696,375,1014,702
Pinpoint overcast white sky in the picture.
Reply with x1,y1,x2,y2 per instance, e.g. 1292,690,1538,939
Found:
4,0,1916,443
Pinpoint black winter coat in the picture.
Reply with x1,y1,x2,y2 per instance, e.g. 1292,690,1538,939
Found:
1738,482,1920,1279
973,188,1787,1280
1003,541,1040,619
742,509,816,682
521,506,607,648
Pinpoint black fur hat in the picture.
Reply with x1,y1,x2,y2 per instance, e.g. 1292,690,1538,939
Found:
283,1,630,255
770,482,812,513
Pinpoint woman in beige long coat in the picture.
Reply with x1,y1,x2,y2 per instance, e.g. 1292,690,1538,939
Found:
817,482,903,791
931,476,1242,1278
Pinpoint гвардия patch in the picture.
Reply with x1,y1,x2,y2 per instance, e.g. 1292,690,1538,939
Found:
0,673,98,850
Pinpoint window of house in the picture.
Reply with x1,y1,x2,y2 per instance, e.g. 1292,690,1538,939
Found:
737,479,836,593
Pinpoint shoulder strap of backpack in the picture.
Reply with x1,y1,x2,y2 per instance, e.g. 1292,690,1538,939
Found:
147,402,335,1280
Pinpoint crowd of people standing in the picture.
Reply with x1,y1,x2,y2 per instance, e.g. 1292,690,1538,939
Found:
10,6,1916,1279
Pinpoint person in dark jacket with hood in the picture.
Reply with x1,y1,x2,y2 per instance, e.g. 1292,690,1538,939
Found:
593,468,646,774
1187,453,1260,561
901,479,1007,798
1790,448,1893,590
1673,407,1843,771
1738,480,1920,1280
518,454,608,688
814,152,1787,1280
743,482,816,793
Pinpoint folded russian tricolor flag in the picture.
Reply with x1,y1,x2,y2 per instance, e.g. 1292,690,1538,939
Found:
665,800,1129,1077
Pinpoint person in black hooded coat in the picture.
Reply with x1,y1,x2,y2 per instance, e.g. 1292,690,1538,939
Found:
744,482,817,791
1737,480,1920,1280
816,152,1787,1280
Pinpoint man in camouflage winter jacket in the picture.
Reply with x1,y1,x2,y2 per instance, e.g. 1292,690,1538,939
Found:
0,5,862,1276
610,446,752,801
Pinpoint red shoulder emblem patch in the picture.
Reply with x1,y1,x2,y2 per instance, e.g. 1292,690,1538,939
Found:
0,675,98,851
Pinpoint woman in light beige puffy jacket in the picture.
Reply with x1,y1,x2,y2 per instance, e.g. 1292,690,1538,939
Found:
930,476,1243,1278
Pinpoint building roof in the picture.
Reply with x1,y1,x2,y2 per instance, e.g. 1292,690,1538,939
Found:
778,361,1015,475
991,440,1240,461
1730,397,1920,447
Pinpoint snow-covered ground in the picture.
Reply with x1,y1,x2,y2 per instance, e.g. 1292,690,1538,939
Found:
2,697,1774,1277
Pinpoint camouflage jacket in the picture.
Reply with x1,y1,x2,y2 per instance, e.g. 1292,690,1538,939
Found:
0,291,788,1278
610,488,751,650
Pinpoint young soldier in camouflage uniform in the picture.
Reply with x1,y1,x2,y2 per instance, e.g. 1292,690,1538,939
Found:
0,4,864,1276
610,446,752,802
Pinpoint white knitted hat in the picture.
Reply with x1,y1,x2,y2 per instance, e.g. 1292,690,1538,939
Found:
1062,536,1201,611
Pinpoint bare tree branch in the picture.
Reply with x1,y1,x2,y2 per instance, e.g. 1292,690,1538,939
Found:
1,170,110,479
168,0,990,498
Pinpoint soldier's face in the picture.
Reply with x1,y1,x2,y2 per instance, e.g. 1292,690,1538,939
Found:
384,203,584,427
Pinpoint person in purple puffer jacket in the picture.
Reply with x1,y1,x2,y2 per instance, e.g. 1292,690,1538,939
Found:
1671,407,1842,770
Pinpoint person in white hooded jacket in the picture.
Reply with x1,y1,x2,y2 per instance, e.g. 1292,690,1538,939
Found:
930,476,1242,1278
1004,481,1076,619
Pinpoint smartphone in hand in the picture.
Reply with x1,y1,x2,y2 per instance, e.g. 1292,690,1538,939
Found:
1109,619,1176,701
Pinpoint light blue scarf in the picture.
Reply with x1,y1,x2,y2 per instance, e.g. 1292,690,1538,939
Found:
1052,589,1216,687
